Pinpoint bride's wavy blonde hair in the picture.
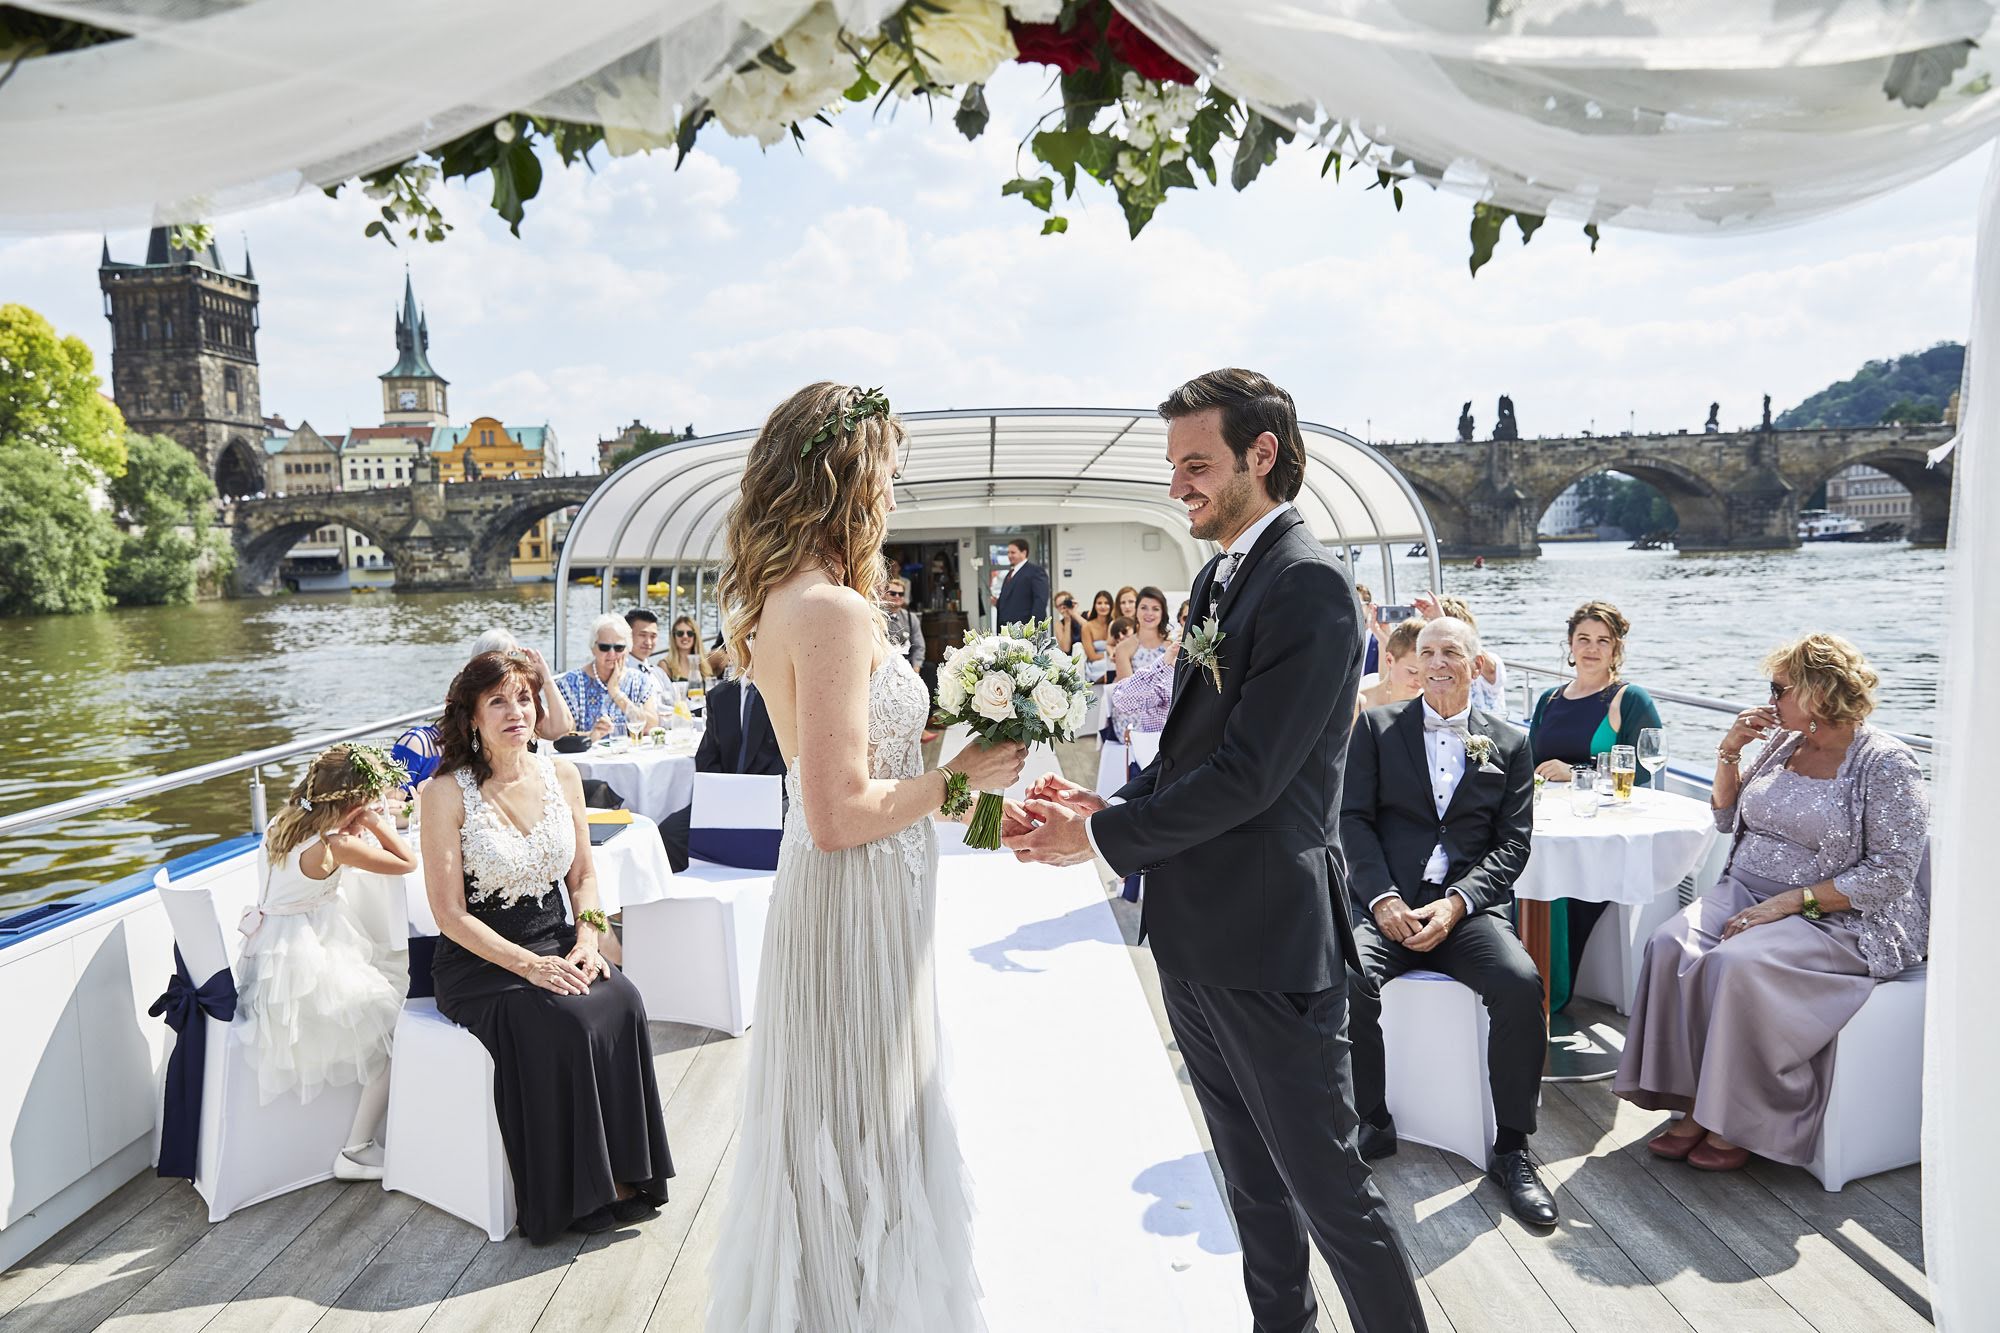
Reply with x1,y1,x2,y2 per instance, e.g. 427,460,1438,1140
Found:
720,382,902,673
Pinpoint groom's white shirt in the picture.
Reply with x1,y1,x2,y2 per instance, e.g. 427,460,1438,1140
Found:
1083,502,1293,864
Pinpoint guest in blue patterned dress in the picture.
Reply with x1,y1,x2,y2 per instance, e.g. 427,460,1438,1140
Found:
393,629,574,795
555,614,660,739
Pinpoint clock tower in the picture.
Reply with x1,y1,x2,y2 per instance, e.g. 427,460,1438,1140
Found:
379,273,448,425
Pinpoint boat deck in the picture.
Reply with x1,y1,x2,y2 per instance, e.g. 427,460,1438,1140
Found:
0,904,1930,1333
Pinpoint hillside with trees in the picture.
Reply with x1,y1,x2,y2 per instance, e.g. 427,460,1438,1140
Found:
1776,342,1964,429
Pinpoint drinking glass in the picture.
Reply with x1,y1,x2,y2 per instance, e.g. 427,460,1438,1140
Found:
1593,755,1615,800
1609,744,1637,801
1569,768,1599,818
1638,727,1667,791
625,712,646,745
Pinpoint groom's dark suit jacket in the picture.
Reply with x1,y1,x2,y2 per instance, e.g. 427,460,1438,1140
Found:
1339,701,1535,922
1091,507,1363,993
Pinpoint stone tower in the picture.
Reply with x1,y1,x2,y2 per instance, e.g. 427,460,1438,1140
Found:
99,228,266,496
380,274,449,426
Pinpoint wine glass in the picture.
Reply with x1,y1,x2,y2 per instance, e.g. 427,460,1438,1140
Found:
1638,727,1667,793
624,711,646,746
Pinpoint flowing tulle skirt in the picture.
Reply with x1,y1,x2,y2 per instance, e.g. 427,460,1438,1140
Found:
234,897,402,1105
707,817,982,1333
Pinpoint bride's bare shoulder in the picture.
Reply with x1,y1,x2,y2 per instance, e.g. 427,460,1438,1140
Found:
762,573,872,642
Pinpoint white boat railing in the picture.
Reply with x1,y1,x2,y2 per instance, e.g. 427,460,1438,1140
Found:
1509,661,1934,757
0,706,437,842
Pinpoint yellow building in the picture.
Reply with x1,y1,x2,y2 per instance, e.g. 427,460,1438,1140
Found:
432,416,561,580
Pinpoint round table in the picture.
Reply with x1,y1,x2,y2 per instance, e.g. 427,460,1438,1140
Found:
1516,786,1718,1080
570,740,699,828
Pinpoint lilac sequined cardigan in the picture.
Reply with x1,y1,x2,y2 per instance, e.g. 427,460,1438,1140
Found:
1717,725,1930,979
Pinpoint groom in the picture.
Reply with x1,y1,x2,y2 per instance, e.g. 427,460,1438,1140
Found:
1009,369,1427,1333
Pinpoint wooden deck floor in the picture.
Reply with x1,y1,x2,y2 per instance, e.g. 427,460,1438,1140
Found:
1,896,1930,1333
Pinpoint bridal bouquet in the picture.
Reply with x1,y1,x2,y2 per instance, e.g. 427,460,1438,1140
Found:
933,621,1093,848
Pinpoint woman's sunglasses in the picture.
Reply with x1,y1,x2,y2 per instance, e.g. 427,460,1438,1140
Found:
1768,680,1790,700
596,642,628,653
674,630,696,638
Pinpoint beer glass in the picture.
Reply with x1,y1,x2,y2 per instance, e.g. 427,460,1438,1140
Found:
1610,744,1637,800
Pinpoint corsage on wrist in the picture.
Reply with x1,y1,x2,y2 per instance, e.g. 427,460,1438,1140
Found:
939,767,974,819
576,907,611,934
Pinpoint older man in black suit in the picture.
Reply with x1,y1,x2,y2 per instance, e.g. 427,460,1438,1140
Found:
1342,616,1556,1227
695,672,785,777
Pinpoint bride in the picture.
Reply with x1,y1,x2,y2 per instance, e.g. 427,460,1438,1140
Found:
706,383,1026,1332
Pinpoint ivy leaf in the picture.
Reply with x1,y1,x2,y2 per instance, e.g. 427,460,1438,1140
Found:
1159,156,1196,191
843,68,881,102
363,219,394,245
673,106,712,168
1186,104,1226,184
1584,221,1601,253
1231,112,1290,192
1002,175,1056,212
1033,127,1116,196
488,140,543,236
1321,148,1342,180
1116,186,1159,239
1041,215,1069,235
1468,202,1507,276
1516,212,1545,244
954,83,990,140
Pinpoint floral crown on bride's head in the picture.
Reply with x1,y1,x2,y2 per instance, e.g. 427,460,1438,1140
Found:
802,386,891,458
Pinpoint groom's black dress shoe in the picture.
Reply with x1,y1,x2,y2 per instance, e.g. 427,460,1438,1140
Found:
1357,1118,1399,1162
1488,1148,1559,1227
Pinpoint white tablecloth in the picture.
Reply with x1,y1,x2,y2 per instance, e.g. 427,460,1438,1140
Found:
570,743,698,827
1514,788,1718,907
361,812,678,936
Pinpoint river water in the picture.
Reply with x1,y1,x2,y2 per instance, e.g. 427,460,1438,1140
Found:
0,541,1943,912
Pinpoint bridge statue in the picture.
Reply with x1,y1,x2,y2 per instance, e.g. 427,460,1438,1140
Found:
1493,395,1519,442
1704,402,1720,434
1760,394,1774,431
461,443,482,480
1456,402,1475,442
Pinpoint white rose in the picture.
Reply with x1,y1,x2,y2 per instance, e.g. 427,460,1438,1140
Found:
910,0,1017,86
702,3,857,147
972,672,1017,723
1031,680,1070,726
937,672,967,712
1006,0,1063,21
1065,692,1090,732
1011,662,1043,689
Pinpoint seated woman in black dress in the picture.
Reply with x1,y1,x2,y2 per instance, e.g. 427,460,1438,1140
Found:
1526,600,1665,1010
419,650,673,1242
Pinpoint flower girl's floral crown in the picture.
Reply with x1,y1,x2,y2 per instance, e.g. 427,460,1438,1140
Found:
802,386,891,458
296,744,410,812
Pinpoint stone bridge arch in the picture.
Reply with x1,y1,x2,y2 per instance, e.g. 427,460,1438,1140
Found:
214,434,265,499
1400,473,1474,553
1533,453,1734,549
1793,441,1952,547
235,502,405,594
461,480,600,587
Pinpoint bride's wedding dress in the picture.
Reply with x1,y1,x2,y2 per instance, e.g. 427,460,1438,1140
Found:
707,654,982,1332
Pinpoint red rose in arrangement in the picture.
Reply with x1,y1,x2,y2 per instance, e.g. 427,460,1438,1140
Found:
1008,14,1101,74
1104,13,1195,84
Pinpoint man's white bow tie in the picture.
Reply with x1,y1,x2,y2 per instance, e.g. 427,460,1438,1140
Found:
1423,711,1471,736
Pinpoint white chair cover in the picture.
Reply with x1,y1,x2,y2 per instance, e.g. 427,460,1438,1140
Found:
382,998,515,1241
1378,969,1495,1170
1812,967,1927,1192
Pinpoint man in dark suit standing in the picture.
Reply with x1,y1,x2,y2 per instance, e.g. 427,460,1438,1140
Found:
695,672,785,777
1008,369,1426,1333
992,536,1049,630
1342,616,1556,1227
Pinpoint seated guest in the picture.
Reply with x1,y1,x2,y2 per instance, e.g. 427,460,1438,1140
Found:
696,658,786,777
662,615,703,684
1526,600,1665,1007
1078,590,1115,667
1358,617,1425,712
393,629,573,795
557,614,659,739
1616,634,1928,1172
624,608,667,696
1098,615,1139,741
1426,594,1507,714
1356,584,1379,675
419,651,674,1242
1342,617,1556,1226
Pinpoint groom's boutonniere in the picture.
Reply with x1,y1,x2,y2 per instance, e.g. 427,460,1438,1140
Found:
1462,733,1503,774
1185,616,1227,691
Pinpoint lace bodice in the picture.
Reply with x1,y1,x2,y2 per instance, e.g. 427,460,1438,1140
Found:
784,654,933,879
455,750,576,906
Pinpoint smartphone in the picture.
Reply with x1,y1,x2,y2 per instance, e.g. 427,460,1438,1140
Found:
1377,604,1417,623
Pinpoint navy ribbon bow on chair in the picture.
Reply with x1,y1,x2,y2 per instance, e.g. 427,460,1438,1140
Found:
1121,755,1143,903
148,946,237,1180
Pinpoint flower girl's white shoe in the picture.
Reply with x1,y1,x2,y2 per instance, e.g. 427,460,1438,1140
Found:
333,1143,385,1182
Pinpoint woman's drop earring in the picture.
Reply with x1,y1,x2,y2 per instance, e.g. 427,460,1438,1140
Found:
472,729,482,754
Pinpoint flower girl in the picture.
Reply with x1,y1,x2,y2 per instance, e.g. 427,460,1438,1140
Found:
235,743,414,1180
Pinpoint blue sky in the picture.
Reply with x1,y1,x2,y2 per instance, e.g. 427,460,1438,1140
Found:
3,62,1988,475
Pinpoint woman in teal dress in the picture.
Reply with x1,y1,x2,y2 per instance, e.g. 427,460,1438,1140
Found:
1527,600,1664,1009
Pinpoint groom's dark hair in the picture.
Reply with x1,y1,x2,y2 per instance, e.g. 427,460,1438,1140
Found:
1158,369,1306,502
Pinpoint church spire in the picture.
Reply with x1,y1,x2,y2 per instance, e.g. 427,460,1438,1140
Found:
100,236,112,267
380,271,445,383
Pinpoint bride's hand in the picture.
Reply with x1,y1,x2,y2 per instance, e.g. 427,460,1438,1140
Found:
946,738,1027,793
1024,773,1106,815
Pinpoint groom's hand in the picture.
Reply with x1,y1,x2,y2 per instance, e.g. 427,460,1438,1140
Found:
1024,773,1107,815
998,799,1038,839
1007,799,1097,866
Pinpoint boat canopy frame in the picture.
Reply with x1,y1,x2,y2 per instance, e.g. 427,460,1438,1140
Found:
552,407,1442,670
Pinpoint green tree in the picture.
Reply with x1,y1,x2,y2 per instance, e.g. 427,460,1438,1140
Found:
0,441,116,615
106,433,234,605
1777,343,1963,429
1878,397,1943,425
0,303,127,481
606,427,689,473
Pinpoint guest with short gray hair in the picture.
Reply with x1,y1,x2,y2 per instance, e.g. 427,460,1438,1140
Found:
556,614,659,739
1616,632,1929,1172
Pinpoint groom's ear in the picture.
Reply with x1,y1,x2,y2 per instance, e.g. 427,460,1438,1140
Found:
1248,431,1279,482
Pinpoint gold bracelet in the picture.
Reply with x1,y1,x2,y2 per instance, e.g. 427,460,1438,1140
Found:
1716,748,1742,766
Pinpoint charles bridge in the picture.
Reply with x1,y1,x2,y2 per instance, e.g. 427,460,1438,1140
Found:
1372,423,1956,556
227,471,601,593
